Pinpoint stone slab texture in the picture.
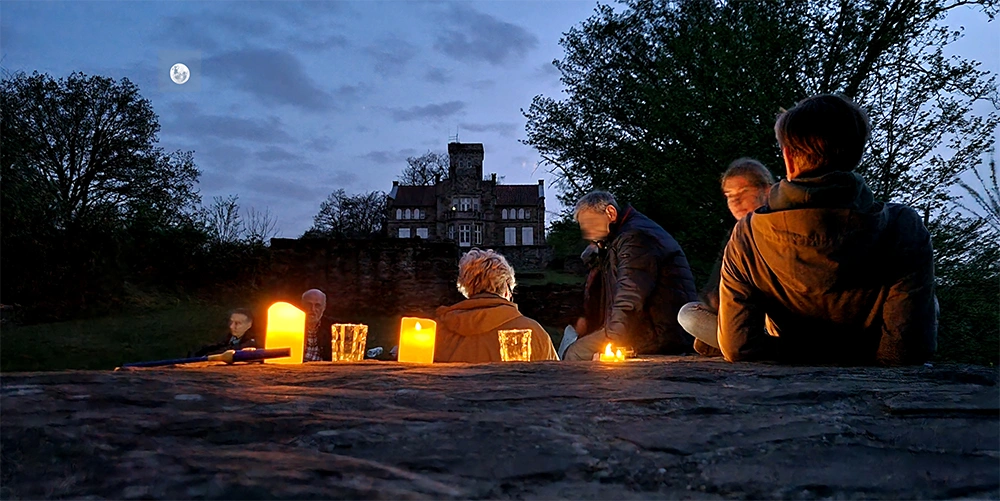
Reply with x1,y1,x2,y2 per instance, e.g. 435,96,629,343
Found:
2,358,998,500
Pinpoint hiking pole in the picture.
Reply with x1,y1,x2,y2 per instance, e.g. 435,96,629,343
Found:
116,348,291,369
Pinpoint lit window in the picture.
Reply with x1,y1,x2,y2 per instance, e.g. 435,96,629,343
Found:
504,227,517,246
399,228,411,238
396,209,402,220
518,208,525,219
502,209,508,219
459,224,471,247
416,228,429,239
461,198,471,211
474,224,482,245
522,227,534,245
472,198,480,211
404,209,411,220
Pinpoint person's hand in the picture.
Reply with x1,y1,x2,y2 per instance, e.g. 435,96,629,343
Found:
574,317,587,335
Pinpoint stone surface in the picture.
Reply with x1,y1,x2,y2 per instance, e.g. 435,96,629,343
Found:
1,358,998,500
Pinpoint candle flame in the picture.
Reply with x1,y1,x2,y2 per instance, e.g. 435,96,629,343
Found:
616,348,623,359
415,322,422,331
604,343,614,356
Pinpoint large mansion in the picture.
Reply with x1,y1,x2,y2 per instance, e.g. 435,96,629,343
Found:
385,142,545,248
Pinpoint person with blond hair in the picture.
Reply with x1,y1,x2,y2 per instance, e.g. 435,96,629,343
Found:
433,248,559,362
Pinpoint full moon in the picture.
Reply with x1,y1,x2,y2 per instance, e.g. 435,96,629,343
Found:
170,63,190,85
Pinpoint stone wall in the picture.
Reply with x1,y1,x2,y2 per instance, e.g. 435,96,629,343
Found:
265,239,571,324
266,238,465,319
493,245,554,271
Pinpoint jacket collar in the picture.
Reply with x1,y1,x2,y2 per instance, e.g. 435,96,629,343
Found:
766,171,874,212
607,204,635,241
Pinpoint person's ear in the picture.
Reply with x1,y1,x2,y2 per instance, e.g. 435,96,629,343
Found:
606,205,618,223
782,146,801,180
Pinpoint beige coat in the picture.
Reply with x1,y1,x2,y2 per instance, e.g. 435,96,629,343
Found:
433,294,559,363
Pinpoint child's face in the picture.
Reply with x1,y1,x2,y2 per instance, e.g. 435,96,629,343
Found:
229,313,252,338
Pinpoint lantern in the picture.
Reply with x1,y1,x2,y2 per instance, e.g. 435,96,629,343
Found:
398,317,436,364
265,302,305,364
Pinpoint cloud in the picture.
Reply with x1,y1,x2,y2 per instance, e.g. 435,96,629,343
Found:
389,101,465,121
240,174,330,201
434,6,539,65
305,136,336,152
161,102,294,143
203,48,334,111
459,122,519,138
365,37,419,76
424,67,452,84
535,60,561,79
465,79,496,90
154,14,222,51
359,148,419,165
289,33,349,52
255,146,304,163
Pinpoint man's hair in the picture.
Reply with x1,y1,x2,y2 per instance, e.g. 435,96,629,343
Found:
229,308,254,324
721,158,775,189
774,94,871,174
456,248,516,299
302,289,326,302
574,191,619,221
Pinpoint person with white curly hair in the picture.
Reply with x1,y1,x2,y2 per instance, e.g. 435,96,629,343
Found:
433,248,559,362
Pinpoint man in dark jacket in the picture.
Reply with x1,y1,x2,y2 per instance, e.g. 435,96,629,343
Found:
192,308,258,357
719,94,937,365
563,191,698,360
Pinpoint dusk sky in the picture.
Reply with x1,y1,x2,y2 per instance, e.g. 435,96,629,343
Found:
1,1,996,237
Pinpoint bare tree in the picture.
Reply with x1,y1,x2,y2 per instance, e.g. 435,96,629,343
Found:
204,195,242,245
306,189,387,238
244,206,279,245
399,151,449,185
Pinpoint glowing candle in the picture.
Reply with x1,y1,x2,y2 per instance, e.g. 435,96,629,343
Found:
598,343,625,362
398,317,436,364
265,302,305,364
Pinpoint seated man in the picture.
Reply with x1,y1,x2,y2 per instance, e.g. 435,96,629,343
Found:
719,94,937,365
434,248,559,362
193,308,257,357
302,288,332,362
562,191,698,360
678,158,774,356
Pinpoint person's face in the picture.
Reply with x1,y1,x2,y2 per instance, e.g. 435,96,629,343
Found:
303,294,326,322
577,206,617,242
229,313,252,338
722,176,769,220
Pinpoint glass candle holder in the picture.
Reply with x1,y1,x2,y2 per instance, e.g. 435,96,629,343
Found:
331,324,369,362
498,329,532,362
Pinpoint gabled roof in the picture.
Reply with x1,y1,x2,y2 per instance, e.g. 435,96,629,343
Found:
390,185,436,206
495,185,541,206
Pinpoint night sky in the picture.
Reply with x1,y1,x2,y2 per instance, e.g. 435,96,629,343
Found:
1,1,996,237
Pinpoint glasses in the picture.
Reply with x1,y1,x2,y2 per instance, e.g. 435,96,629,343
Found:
497,329,532,362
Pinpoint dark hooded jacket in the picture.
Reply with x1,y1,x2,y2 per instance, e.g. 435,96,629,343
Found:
433,293,559,363
719,171,937,365
600,206,698,354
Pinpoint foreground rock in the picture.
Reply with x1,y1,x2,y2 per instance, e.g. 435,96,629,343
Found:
2,358,998,499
